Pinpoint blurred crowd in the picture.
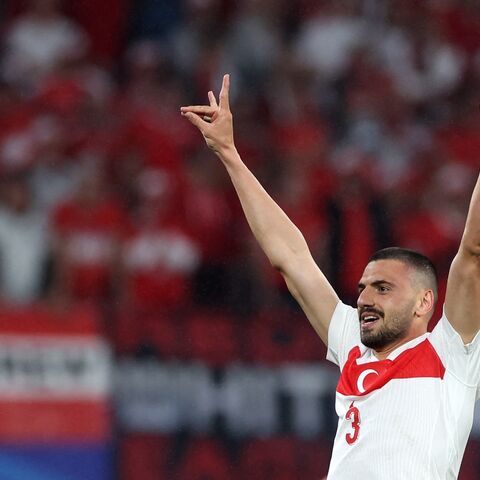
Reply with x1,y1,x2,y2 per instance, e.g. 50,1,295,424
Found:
0,0,479,476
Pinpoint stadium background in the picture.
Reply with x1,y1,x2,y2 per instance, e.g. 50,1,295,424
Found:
0,0,479,478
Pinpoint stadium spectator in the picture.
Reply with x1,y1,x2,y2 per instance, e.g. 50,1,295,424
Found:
30,113,86,213
1,0,88,93
294,1,368,83
223,0,286,95
374,4,465,104
0,173,50,304
50,164,127,302
120,167,200,313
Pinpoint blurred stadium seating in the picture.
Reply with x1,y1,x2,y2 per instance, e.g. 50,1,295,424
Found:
0,0,479,478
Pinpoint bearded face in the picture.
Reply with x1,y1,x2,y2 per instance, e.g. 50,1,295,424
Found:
358,298,416,350
357,260,424,352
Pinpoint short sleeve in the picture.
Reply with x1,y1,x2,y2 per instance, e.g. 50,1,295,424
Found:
429,311,480,387
326,301,361,370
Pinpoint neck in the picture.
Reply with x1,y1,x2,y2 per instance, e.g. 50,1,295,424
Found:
373,330,427,360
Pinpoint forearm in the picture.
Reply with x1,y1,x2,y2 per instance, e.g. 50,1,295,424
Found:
445,171,480,342
460,172,480,256
219,147,310,270
181,75,339,342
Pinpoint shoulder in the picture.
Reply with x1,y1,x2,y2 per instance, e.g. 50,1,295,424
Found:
430,309,480,353
445,250,480,343
429,310,480,386
326,302,361,369
328,302,359,340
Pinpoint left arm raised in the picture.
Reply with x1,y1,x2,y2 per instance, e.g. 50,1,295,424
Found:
445,171,480,343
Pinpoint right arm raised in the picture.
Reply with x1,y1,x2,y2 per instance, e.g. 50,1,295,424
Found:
181,74,339,344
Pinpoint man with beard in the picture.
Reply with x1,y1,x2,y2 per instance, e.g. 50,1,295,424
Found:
181,75,480,479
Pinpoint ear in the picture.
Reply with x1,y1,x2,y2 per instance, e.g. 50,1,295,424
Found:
415,290,435,318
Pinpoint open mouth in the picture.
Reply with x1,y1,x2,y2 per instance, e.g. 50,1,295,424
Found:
360,312,382,330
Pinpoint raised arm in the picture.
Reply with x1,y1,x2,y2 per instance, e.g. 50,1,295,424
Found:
181,75,339,344
445,171,480,343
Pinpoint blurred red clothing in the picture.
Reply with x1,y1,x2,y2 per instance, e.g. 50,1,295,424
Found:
183,162,236,261
181,309,240,366
394,209,457,266
339,200,376,297
52,196,128,300
240,437,298,480
433,3,480,54
66,0,129,63
119,434,170,480
175,439,234,480
121,221,200,312
437,126,480,168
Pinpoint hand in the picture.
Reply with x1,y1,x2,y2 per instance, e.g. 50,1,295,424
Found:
181,74,235,157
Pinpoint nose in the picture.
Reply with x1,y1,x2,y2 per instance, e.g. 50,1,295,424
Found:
357,287,374,309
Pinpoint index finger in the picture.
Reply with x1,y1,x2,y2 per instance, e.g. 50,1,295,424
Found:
219,74,230,111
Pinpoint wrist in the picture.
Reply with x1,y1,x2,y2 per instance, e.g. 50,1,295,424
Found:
217,144,239,163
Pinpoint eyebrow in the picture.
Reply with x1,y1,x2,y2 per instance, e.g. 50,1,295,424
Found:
358,280,395,291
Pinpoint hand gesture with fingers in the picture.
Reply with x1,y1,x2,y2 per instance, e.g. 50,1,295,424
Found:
181,74,235,157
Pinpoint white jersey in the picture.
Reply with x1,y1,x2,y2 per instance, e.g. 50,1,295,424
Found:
326,302,480,480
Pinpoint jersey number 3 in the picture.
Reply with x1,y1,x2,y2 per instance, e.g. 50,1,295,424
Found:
345,402,360,445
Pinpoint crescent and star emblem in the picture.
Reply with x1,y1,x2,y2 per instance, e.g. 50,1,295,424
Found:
357,369,379,393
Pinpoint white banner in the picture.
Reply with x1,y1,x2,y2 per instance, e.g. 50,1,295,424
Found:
116,359,480,439
115,360,339,438
0,335,111,399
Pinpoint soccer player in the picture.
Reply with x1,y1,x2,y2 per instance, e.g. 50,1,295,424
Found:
181,74,480,479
